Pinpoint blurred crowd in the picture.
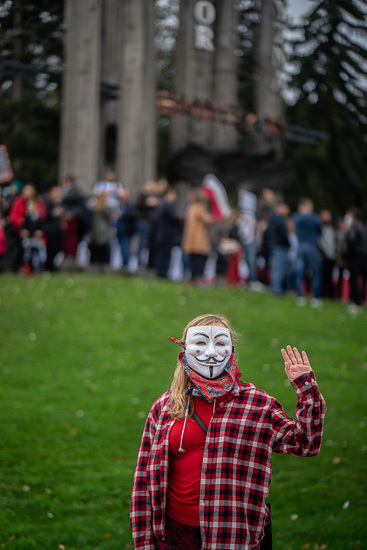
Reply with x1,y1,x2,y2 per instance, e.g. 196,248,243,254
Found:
1,174,366,313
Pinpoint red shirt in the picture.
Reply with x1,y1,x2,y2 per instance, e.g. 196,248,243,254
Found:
167,396,225,526
10,196,46,233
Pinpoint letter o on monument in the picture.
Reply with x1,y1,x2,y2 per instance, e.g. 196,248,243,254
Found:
194,1,216,26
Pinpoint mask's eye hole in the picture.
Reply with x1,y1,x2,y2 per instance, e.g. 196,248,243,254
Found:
216,342,226,347
196,341,206,346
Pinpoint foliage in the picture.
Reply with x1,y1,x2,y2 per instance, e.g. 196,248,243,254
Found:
155,0,179,92
284,0,367,217
0,273,366,549
0,0,63,189
0,95,60,187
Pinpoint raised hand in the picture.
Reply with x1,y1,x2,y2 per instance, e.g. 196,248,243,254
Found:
281,345,312,382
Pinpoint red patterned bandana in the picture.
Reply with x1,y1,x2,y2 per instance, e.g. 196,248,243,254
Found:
169,337,242,401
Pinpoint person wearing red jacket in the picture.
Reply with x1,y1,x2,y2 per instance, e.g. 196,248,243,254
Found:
9,184,46,271
130,313,327,550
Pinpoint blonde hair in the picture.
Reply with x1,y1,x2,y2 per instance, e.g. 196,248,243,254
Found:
168,313,236,419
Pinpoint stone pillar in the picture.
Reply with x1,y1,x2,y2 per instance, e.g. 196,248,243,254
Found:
59,0,102,191
116,0,156,191
254,0,286,154
172,0,239,151
212,0,239,149
60,0,156,193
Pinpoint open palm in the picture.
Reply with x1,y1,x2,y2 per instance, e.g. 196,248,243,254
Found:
281,345,312,382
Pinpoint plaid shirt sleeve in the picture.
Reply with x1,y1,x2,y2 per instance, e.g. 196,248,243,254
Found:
272,371,327,456
130,392,171,549
130,405,158,549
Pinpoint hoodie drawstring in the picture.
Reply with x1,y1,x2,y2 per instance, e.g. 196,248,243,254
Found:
178,397,190,453
178,397,216,453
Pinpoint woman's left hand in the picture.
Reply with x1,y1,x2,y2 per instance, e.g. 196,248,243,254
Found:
281,345,312,382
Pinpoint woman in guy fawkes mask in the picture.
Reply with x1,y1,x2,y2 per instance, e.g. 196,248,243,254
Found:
130,314,327,550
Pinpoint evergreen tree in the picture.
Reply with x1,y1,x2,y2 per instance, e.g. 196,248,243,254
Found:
0,1,63,188
284,0,367,216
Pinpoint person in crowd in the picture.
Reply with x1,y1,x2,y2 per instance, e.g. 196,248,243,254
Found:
9,183,46,272
116,189,136,272
0,214,7,271
335,217,350,299
20,197,46,274
1,180,23,217
182,190,213,285
237,209,260,289
286,217,298,293
343,207,367,312
214,211,242,286
256,189,276,286
215,230,232,286
93,171,124,269
1,180,22,271
88,192,112,271
147,180,168,270
267,202,290,295
156,177,169,197
93,170,124,213
130,313,327,550
255,219,270,286
43,186,65,272
61,174,90,268
154,187,180,279
293,197,322,307
318,209,338,299
9,183,44,232
135,181,161,268
257,188,275,223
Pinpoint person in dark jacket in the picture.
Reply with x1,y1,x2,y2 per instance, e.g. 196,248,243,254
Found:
43,186,65,271
268,203,290,295
154,187,180,278
319,209,337,299
20,197,46,273
88,192,112,270
61,175,90,265
135,181,161,267
116,189,136,270
344,207,367,311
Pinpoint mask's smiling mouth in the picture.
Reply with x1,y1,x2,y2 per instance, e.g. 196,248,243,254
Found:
196,357,226,365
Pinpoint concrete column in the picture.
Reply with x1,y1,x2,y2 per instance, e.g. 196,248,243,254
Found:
59,0,102,191
212,0,239,149
172,0,239,151
116,0,156,191
254,0,285,154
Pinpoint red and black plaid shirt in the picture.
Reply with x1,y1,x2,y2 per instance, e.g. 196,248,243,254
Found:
130,372,326,549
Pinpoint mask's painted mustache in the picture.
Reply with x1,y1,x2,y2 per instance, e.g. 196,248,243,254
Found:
196,356,226,364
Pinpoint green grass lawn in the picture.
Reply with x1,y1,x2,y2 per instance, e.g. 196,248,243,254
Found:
1,273,366,550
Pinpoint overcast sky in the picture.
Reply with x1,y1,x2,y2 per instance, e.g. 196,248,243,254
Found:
286,0,316,23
